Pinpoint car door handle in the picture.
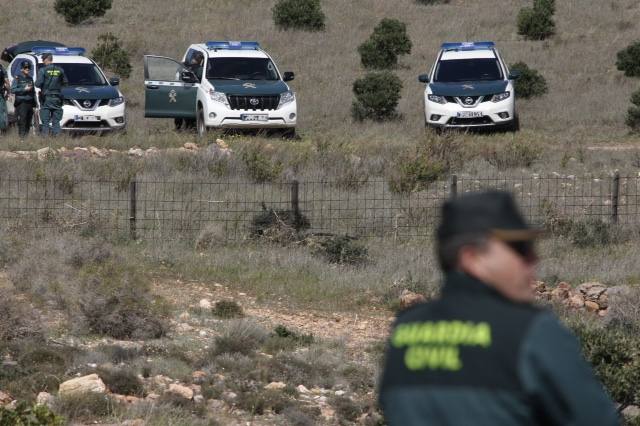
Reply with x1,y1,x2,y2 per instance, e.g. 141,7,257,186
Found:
146,84,159,89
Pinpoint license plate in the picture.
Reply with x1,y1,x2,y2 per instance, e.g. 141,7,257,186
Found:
456,111,483,118
241,114,268,122
74,115,100,122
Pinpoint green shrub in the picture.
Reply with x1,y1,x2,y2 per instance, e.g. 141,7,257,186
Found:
331,396,363,422
263,325,315,353
517,0,555,40
568,218,617,248
77,261,168,340
54,0,112,25
316,235,368,265
96,366,144,396
91,33,132,79
241,147,283,183
570,320,640,411
358,19,412,69
55,393,116,422
0,402,64,425
483,139,541,169
272,0,325,31
616,41,640,77
212,320,268,356
250,204,310,242
626,89,640,132
388,149,445,193
510,62,548,98
212,300,244,319
0,291,43,343
352,71,402,121
236,389,289,415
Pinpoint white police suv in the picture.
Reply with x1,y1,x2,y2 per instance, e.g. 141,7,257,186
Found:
144,41,296,137
6,44,126,133
419,42,520,131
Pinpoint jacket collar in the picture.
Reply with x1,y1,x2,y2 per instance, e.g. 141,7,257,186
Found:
442,271,506,300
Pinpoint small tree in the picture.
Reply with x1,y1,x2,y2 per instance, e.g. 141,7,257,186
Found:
358,19,412,69
626,89,640,132
54,0,112,25
517,0,555,40
272,0,325,31
617,41,640,77
510,62,548,98
352,71,403,121
91,33,132,79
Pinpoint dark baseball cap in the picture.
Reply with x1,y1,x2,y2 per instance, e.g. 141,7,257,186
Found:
437,190,542,243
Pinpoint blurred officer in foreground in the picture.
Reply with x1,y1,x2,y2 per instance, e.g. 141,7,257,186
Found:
35,53,67,136
379,191,619,426
11,61,36,139
0,62,9,133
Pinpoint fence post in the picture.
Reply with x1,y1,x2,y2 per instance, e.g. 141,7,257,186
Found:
129,179,137,240
450,174,458,199
290,179,301,231
611,171,620,224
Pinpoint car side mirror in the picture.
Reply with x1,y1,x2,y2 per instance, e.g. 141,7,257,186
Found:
418,74,430,83
283,71,295,82
109,77,120,86
508,71,521,80
181,70,198,84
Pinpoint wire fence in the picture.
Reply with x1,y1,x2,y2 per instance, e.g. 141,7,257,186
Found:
0,173,637,240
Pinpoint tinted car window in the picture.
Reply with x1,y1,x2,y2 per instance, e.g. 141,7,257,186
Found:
11,59,34,78
206,58,279,81
56,63,107,86
434,58,503,83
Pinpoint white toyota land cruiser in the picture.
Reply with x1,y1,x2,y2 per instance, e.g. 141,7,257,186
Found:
144,41,297,137
419,42,520,131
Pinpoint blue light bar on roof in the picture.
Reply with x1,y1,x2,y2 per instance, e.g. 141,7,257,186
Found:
32,46,86,56
205,41,260,50
441,41,495,51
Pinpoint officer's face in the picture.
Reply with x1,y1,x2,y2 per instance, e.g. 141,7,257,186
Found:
459,237,537,303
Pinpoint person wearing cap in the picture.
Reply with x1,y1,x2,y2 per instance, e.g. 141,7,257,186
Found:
35,53,68,136
0,62,9,134
379,191,619,426
11,61,36,139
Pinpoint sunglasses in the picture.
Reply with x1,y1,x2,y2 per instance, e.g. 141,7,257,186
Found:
506,240,537,260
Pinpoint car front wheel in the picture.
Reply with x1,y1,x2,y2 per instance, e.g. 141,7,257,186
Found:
196,108,206,138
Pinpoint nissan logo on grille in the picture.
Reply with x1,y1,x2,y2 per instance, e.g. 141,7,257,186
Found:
83,100,92,108
249,98,260,106
464,97,474,105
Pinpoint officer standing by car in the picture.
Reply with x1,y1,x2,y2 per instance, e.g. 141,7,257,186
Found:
35,52,67,136
379,191,619,426
0,62,9,134
11,61,36,139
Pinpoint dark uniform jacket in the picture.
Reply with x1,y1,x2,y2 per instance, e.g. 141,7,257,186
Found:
35,64,67,97
11,74,35,105
379,272,619,426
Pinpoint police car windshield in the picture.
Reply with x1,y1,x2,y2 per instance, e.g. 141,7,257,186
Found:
55,63,107,86
434,59,503,83
206,58,279,81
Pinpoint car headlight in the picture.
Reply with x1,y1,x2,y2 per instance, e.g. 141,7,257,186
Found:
491,92,511,102
108,96,124,107
277,90,295,109
209,90,229,107
427,94,446,104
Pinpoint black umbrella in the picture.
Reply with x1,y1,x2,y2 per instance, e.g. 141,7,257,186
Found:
1,40,66,62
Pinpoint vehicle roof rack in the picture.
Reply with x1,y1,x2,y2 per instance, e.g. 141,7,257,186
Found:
205,41,260,51
441,42,495,52
31,46,86,56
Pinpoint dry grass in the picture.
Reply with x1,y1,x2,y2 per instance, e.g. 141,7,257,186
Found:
0,0,639,147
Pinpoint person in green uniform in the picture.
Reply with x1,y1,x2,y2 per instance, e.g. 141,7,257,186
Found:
11,61,36,139
0,63,9,134
35,53,68,136
379,191,619,426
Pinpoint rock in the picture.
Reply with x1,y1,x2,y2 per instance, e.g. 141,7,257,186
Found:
194,395,204,404
178,311,190,321
128,148,144,157
89,146,108,158
358,412,384,425
321,406,336,419
58,374,107,397
399,290,427,310
264,382,287,390
208,399,225,410
113,394,142,405
146,392,160,401
577,282,607,301
122,420,145,426
533,281,546,292
334,390,346,397
0,390,13,405
199,330,207,337
0,151,20,159
192,371,207,382
198,299,212,309
598,309,609,318
165,383,193,400
597,293,608,309
176,323,193,332
222,391,237,403
296,385,310,394
584,301,600,312
567,294,585,309
623,405,640,418
183,142,199,150
215,138,228,149
550,286,570,300
36,392,55,408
